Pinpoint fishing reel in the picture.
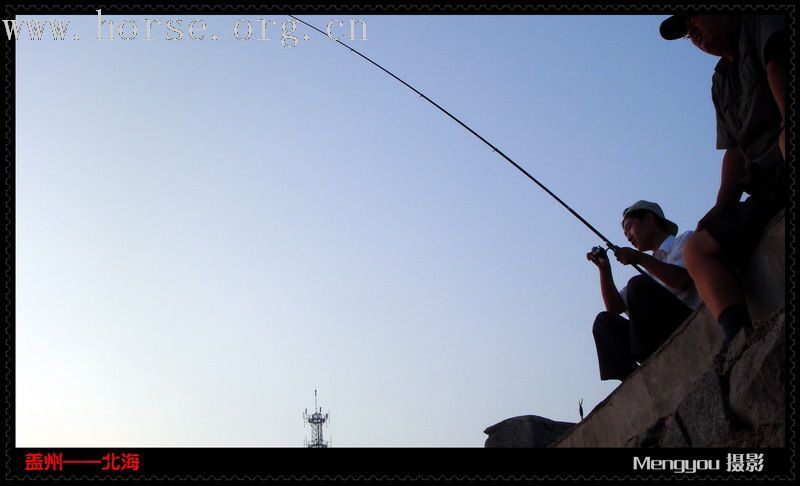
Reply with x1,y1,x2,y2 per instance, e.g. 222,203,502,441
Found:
589,246,608,259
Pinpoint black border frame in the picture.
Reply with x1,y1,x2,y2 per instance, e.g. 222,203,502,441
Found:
3,2,795,480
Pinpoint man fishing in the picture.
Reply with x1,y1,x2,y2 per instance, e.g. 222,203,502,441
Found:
286,20,707,377
660,15,786,352
588,201,701,381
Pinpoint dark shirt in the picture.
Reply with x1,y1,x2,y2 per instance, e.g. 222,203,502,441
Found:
712,15,784,167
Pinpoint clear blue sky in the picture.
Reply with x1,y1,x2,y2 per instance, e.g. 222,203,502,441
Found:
15,14,723,447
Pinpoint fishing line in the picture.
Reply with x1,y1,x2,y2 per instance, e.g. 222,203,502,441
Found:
290,15,646,275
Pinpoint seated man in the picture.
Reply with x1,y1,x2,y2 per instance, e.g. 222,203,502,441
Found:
588,201,702,381
660,15,786,352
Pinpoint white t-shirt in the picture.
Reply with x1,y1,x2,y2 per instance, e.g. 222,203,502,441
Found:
618,231,702,310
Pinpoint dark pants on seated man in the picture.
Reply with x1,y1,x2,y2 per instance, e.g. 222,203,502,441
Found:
592,275,693,381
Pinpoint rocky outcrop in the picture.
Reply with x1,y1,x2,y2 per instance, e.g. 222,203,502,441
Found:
625,309,785,448
484,415,575,447
485,210,786,448
728,312,785,442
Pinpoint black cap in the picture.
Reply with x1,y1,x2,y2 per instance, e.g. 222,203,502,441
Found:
660,14,690,40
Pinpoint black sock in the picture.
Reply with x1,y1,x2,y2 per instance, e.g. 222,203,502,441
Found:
718,304,752,348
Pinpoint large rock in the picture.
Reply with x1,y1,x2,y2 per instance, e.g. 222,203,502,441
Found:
675,371,733,447
728,311,785,445
742,210,785,322
625,417,667,448
484,415,575,448
659,414,691,448
548,212,784,448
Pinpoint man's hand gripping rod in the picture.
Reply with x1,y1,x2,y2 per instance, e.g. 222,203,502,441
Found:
591,245,647,276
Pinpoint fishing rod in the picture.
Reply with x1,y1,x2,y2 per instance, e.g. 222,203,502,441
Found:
289,15,646,276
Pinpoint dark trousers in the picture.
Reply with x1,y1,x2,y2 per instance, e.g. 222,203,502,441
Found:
592,275,692,381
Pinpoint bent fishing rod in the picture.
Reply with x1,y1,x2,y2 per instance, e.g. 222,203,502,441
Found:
290,15,646,276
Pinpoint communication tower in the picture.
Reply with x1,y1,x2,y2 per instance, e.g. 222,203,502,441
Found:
303,389,330,448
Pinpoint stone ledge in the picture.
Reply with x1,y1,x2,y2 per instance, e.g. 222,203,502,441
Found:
549,210,786,448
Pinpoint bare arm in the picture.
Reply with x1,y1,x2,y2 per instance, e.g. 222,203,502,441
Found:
716,147,747,208
697,147,746,231
587,250,626,314
615,249,693,291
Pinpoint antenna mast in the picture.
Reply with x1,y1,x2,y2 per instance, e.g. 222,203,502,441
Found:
303,389,331,448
